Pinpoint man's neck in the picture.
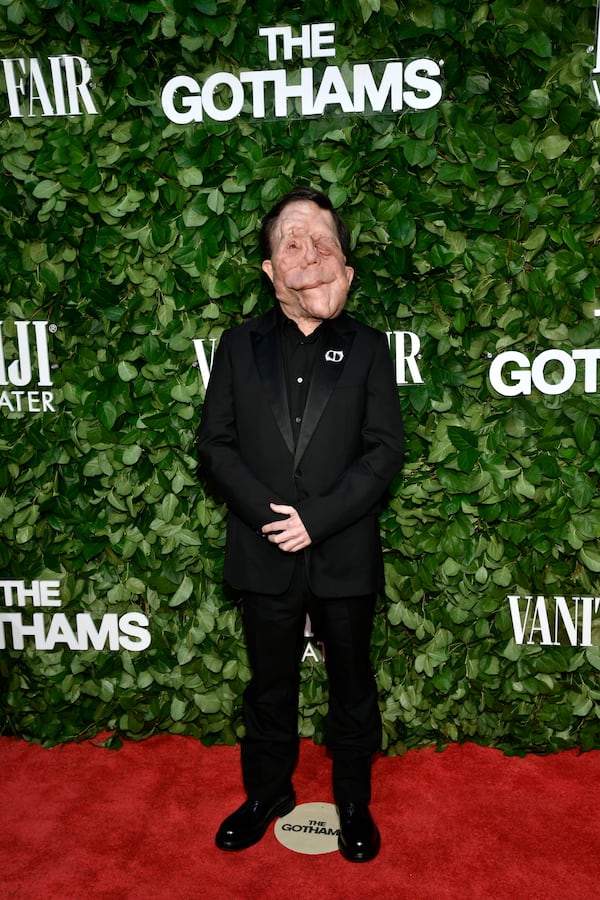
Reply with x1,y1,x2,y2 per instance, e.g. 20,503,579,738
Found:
277,305,330,336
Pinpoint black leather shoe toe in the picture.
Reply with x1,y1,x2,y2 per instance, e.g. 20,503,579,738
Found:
337,801,381,862
215,792,296,851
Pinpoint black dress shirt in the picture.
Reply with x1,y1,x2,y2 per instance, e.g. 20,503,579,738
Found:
278,308,327,445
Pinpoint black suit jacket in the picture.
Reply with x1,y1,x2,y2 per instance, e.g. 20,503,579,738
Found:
197,308,404,597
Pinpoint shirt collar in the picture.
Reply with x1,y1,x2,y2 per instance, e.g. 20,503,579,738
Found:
276,304,327,343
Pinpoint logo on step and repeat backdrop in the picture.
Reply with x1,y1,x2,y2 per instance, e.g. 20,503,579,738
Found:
1,55,97,117
591,0,600,106
0,580,151,652
0,321,56,413
161,21,443,124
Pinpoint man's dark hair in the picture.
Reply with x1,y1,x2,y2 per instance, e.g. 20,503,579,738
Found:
259,186,352,263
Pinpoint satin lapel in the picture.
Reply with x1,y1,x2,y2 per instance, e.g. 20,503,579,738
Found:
293,320,357,468
251,320,295,456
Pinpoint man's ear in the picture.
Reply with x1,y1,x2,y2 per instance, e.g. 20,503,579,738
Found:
345,265,355,288
262,259,274,283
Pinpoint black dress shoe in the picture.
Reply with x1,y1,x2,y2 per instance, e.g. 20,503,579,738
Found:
215,792,296,851
337,801,381,862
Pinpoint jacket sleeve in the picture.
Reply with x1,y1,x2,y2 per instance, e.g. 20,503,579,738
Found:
196,330,285,532
296,331,404,544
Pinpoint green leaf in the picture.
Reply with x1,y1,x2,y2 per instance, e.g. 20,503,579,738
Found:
178,168,204,188
121,446,142,465
579,546,600,573
33,180,60,199
447,426,477,451
520,89,551,118
118,361,138,382
99,679,115,702
169,575,194,607
170,696,188,721
574,417,595,453
97,402,118,430
404,140,436,168
523,32,552,59
511,136,533,162
207,189,225,214
536,134,571,160
196,692,221,714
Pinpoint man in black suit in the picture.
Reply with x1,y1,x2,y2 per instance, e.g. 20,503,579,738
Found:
197,187,404,862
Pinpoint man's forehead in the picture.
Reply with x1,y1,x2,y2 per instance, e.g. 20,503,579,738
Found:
274,201,336,235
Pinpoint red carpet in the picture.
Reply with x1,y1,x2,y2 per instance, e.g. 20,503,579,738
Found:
2,735,598,899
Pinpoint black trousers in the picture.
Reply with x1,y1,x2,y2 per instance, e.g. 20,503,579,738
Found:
240,558,381,804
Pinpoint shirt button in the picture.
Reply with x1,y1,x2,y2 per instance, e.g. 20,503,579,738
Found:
297,377,303,384
295,416,301,423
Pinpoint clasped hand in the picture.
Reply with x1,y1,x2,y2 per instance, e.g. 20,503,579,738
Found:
261,502,312,552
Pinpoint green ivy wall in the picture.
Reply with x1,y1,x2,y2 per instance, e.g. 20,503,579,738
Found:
2,0,600,753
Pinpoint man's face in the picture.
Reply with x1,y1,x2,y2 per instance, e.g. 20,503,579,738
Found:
261,200,354,334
